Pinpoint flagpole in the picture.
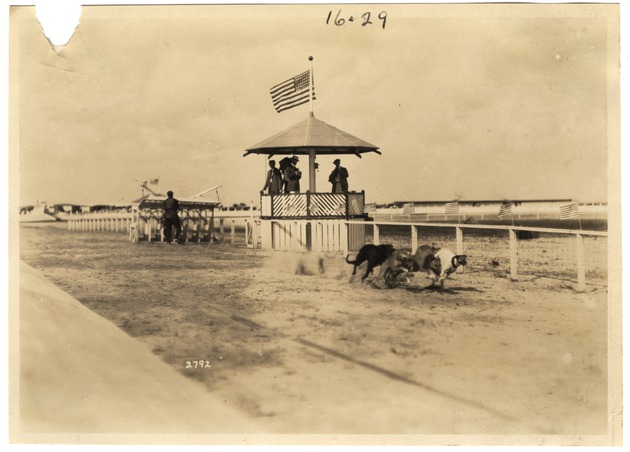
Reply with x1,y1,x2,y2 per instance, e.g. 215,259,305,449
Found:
308,55,314,114
307,56,316,192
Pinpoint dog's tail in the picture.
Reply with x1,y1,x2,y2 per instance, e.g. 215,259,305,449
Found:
345,254,356,265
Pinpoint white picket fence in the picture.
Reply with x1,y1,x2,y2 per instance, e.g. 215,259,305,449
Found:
64,212,607,290
257,219,608,291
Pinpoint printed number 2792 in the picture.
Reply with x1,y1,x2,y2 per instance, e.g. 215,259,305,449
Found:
185,360,212,368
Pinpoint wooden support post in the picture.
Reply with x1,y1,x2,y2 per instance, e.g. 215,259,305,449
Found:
311,221,319,253
509,229,518,281
576,233,586,292
411,225,418,252
374,224,380,245
219,218,224,234
456,227,464,255
261,220,272,250
341,222,349,256
231,221,236,245
252,221,258,249
209,212,215,244
289,222,296,251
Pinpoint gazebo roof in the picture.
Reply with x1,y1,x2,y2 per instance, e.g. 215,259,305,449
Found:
244,113,381,157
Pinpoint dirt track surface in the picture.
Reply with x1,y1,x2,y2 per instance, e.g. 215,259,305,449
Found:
19,224,609,438
18,261,261,436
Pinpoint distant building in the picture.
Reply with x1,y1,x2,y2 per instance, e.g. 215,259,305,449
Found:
373,199,607,221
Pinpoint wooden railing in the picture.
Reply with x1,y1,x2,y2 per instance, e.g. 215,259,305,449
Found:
260,191,365,219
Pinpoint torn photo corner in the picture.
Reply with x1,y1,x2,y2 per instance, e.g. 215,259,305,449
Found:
35,1,82,53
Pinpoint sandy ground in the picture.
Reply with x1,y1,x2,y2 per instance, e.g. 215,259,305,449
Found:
16,224,612,443
18,261,261,439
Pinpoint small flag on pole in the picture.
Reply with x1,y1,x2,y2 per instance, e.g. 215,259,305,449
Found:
270,70,316,113
148,178,159,185
445,201,459,215
403,203,415,215
498,202,513,218
560,202,580,219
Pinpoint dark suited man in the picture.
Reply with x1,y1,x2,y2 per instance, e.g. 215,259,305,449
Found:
163,190,182,244
328,159,349,193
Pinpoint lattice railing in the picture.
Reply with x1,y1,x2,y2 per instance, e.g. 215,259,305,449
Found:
261,191,365,219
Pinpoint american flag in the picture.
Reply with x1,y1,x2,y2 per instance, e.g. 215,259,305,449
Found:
270,70,316,113
148,178,159,185
560,202,580,219
445,201,459,215
402,203,415,215
498,202,513,218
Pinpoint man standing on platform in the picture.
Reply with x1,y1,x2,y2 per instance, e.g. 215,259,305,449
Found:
284,156,302,193
261,159,283,195
328,159,349,193
163,190,182,244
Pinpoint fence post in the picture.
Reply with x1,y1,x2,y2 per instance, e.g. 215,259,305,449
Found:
456,227,463,255
509,229,518,280
341,221,349,256
231,220,236,245
411,225,418,251
576,233,585,292
374,224,380,245
252,221,259,249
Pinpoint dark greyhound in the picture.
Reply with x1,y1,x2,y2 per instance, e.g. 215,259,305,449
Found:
346,244,396,282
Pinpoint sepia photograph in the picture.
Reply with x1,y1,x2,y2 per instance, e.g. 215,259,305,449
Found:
7,1,622,446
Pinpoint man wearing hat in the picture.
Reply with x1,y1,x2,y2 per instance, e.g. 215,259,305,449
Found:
261,159,283,195
163,190,182,244
328,159,349,193
284,155,302,193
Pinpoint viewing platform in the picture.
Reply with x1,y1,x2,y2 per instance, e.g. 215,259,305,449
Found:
258,191,369,252
260,191,366,220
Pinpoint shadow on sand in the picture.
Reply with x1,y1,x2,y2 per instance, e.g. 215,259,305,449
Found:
403,285,484,295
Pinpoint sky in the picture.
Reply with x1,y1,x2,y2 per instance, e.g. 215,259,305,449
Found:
12,3,617,207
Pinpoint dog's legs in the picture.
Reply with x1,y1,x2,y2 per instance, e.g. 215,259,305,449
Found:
362,265,374,282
